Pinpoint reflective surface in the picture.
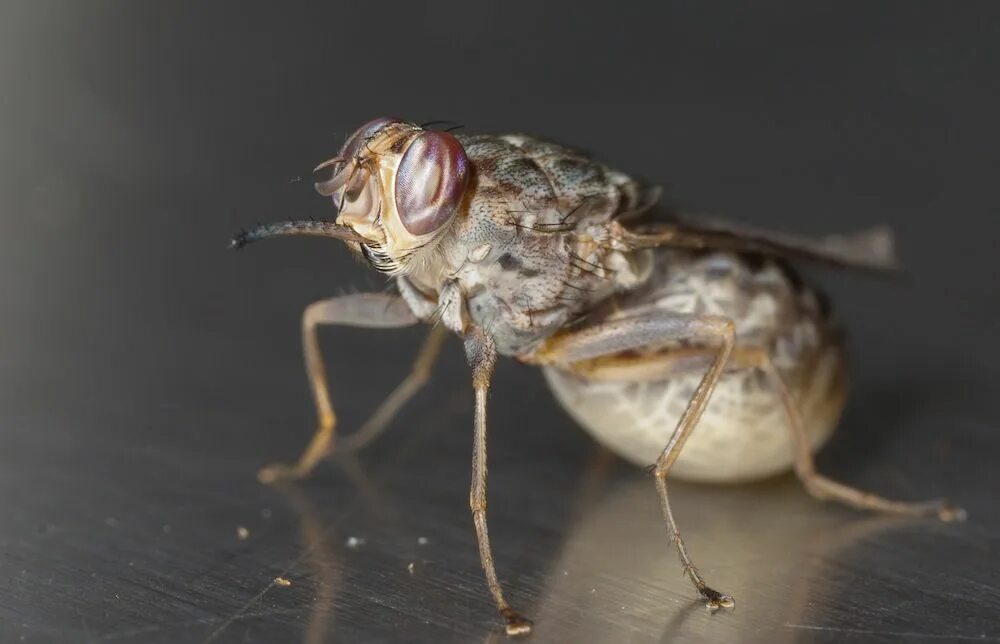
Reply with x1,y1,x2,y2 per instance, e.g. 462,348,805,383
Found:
2,3,1000,643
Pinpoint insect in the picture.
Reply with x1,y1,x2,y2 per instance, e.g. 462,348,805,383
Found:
231,117,965,636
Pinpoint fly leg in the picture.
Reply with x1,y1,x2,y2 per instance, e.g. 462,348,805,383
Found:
340,324,448,453
535,312,737,610
465,327,533,637
258,293,432,484
743,348,966,522
565,343,966,522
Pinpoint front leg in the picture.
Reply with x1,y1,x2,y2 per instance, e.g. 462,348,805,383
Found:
465,327,533,637
258,293,423,483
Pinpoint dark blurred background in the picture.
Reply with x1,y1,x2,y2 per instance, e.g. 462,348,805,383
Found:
1,2,998,643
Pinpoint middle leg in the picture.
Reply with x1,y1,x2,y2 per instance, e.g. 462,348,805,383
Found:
534,311,737,608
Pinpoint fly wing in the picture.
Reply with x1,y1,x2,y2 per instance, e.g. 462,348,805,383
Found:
618,212,899,271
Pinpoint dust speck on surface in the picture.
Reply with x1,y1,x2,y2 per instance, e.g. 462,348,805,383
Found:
274,576,291,587
261,508,272,519
236,526,250,540
346,536,365,548
417,536,428,546
407,562,415,574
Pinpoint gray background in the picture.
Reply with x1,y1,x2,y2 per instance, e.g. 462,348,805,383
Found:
1,2,998,642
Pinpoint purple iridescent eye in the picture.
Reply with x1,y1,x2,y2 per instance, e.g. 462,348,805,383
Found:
394,131,469,236
340,117,400,160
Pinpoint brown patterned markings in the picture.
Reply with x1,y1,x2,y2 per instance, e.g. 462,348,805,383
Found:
491,155,554,204
543,156,609,196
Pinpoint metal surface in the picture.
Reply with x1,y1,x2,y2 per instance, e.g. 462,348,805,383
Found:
2,3,999,642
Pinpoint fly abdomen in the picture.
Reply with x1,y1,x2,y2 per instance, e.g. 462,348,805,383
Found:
542,249,847,482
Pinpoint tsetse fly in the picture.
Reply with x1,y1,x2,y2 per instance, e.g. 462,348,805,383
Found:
231,117,964,636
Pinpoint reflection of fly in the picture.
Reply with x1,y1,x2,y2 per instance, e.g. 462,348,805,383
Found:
232,118,964,636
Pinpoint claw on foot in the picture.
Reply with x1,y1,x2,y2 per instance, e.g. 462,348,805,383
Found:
937,502,968,523
501,608,533,637
702,587,735,611
257,463,305,485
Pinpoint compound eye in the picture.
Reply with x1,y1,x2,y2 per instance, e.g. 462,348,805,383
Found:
340,117,400,161
394,131,469,236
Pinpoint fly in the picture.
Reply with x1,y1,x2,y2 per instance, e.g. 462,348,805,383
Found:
231,117,965,637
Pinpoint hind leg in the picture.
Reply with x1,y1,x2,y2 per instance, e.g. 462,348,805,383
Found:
558,344,965,522
742,348,966,522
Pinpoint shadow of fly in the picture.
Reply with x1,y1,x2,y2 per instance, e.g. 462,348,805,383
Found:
231,118,964,637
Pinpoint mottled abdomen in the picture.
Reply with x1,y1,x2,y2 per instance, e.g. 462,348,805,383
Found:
543,250,848,483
